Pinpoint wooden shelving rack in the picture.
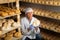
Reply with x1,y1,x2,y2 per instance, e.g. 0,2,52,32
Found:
0,0,22,40
20,0,60,6
20,0,60,40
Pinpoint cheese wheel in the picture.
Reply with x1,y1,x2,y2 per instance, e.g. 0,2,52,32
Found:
1,34,6,38
8,11,15,15
7,33,13,37
1,12,8,17
46,1,49,5
42,1,45,4
2,22,8,28
29,0,31,2
8,19,14,24
10,30,16,34
33,19,40,27
4,36,13,40
31,0,34,3
11,22,18,27
15,10,20,14
0,31,2,36
50,1,53,5
35,0,37,3
54,1,58,5
2,19,6,23
14,32,22,38
25,0,28,2
0,23,2,27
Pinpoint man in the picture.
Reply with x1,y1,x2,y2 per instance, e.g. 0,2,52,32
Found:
21,8,41,40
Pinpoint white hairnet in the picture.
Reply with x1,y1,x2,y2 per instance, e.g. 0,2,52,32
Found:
24,8,33,14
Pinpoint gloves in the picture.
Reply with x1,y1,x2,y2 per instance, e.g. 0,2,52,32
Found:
29,25,34,30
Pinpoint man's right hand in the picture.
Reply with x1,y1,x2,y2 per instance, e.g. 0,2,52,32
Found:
27,28,30,32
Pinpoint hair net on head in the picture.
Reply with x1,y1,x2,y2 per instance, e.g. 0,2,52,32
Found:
24,7,33,14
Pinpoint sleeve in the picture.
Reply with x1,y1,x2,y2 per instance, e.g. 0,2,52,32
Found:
34,28,40,34
21,19,33,35
33,18,41,34
20,19,27,35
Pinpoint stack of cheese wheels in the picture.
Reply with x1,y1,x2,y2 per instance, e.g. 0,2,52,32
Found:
39,18,60,33
2,19,15,30
20,5,60,20
0,6,20,17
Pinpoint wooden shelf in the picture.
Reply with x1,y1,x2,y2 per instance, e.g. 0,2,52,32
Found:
40,18,60,33
0,0,16,4
2,25,20,35
21,12,60,33
0,6,20,19
20,0,60,6
41,29,60,40
0,13,20,19
20,6,60,21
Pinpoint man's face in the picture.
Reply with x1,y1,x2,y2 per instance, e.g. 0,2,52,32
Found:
26,12,33,20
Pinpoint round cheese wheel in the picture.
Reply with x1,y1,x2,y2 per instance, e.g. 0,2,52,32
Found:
1,34,6,38
2,22,8,29
15,10,20,14
0,31,2,36
4,36,13,40
8,19,14,24
10,30,16,34
8,11,15,15
11,22,17,27
33,19,40,27
14,32,22,38
7,33,13,37
1,12,8,17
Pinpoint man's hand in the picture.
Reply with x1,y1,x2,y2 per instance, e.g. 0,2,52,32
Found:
34,27,38,32
28,26,34,32
27,28,31,32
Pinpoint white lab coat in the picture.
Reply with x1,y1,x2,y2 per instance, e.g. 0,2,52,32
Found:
21,17,40,40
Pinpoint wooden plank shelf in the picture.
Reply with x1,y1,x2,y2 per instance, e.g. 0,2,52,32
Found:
0,0,16,4
20,0,60,6
41,28,60,40
20,6,60,21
